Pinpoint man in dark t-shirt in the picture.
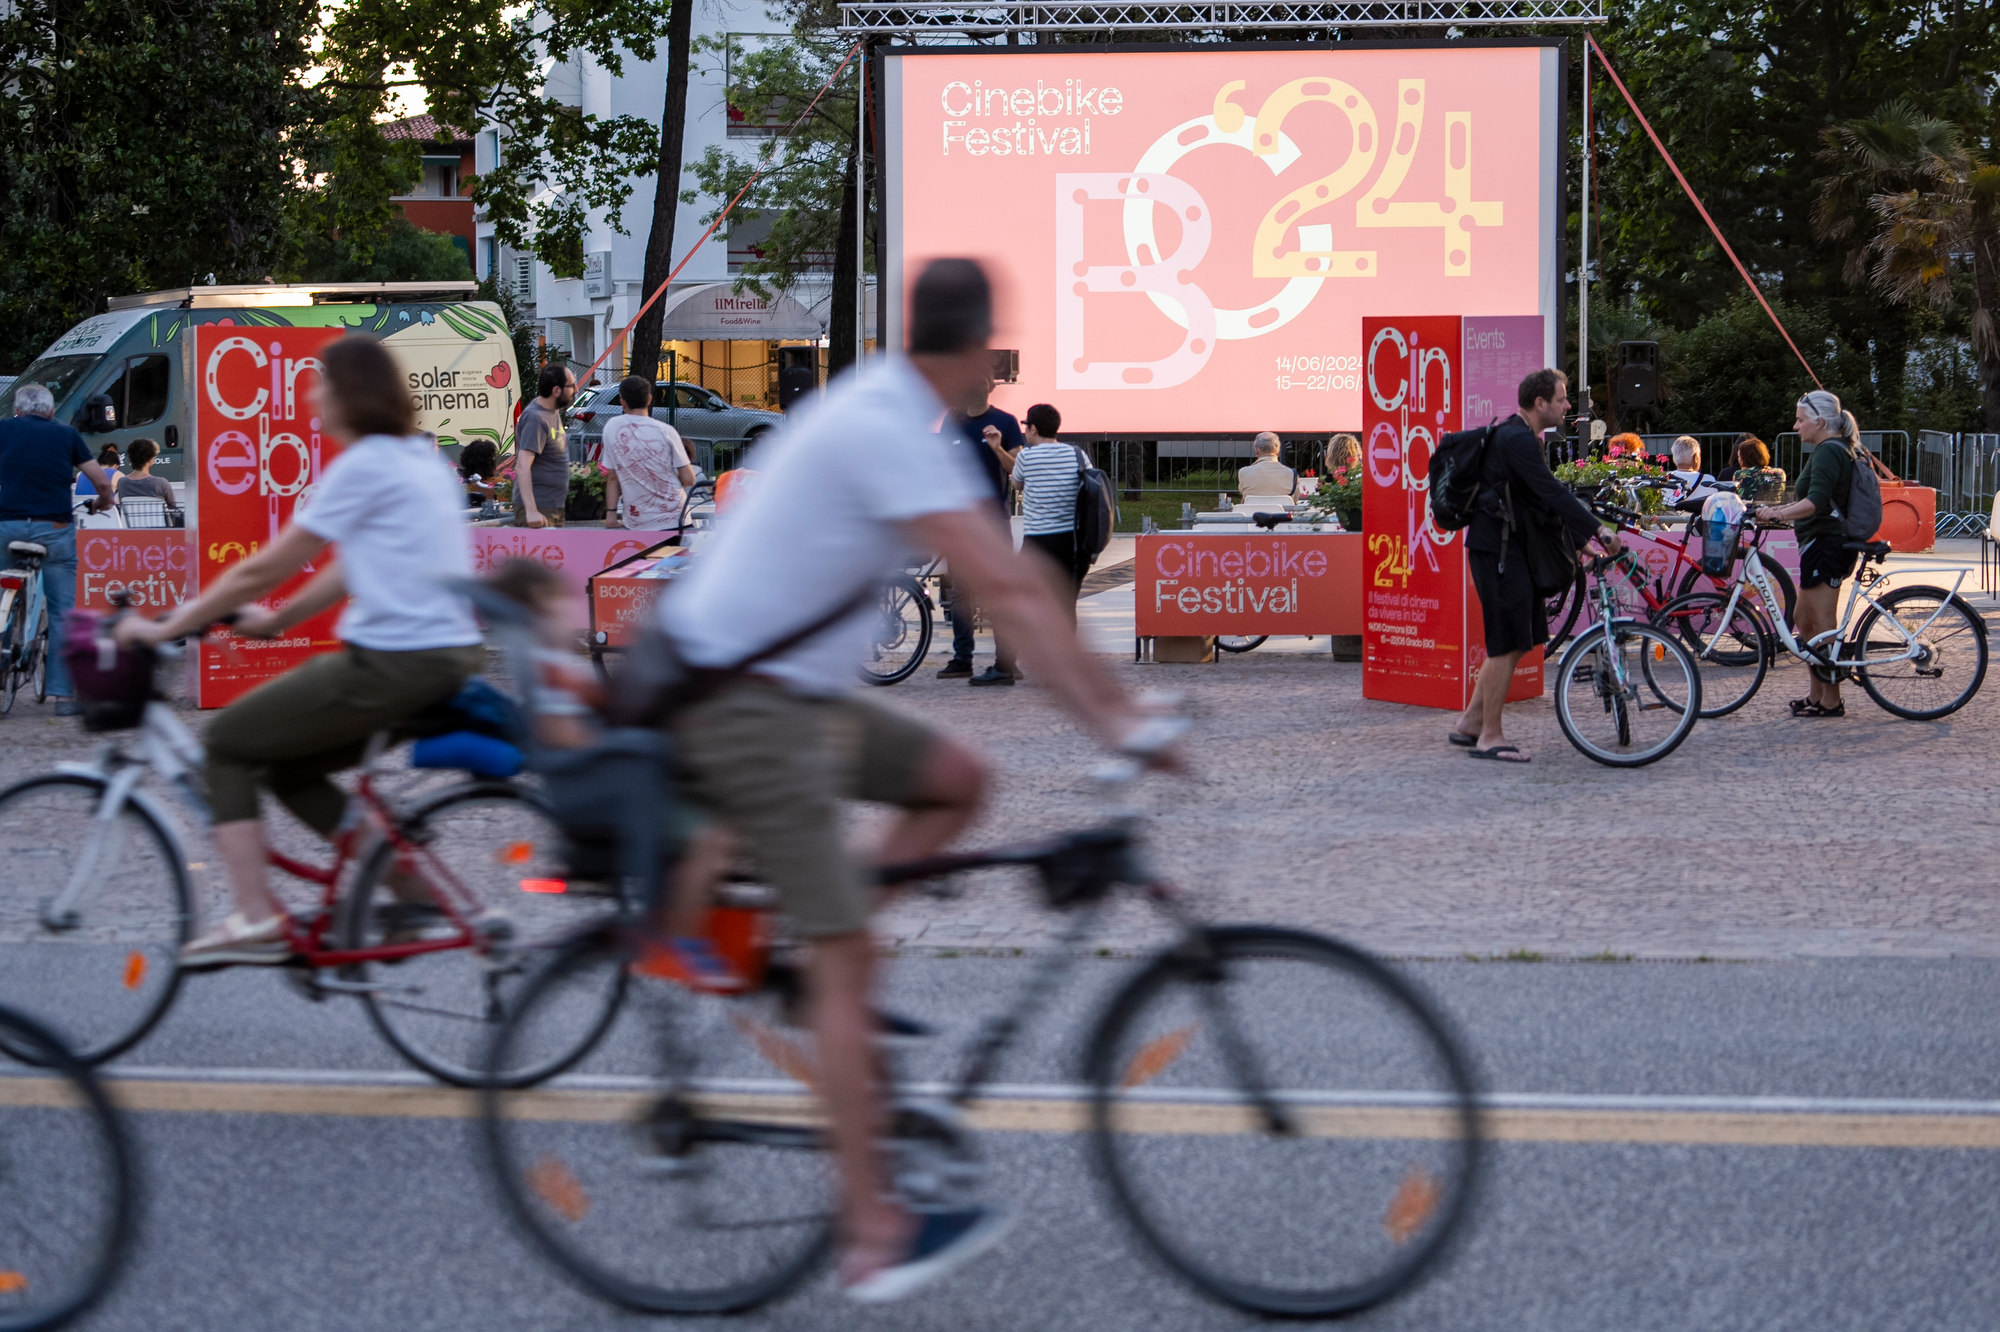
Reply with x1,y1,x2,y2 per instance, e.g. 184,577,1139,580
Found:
514,365,575,527
936,375,1024,684
0,382,115,713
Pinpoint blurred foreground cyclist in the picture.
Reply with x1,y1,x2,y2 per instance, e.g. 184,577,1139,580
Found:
647,257,1176,1301
117,336,482,965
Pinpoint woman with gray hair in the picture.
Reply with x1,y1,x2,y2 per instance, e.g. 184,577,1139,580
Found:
1752,389,1863,717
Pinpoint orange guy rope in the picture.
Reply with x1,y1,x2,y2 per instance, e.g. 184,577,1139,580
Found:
1587,36,1824,390
574,41,864,390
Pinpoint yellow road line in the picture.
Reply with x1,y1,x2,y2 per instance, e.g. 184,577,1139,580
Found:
6,1077,2000,1149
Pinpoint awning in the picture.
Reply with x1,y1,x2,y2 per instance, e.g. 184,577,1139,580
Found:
656,284,826,340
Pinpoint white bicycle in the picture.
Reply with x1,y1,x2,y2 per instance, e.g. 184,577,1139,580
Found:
1653,516,1988,720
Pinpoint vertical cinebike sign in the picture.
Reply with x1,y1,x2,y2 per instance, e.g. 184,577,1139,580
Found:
1359,314,1546,710
193,325,345,708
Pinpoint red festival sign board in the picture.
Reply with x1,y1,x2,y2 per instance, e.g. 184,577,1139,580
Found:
193,325,345,707
1134,532,1362,636
1360,315,1544,709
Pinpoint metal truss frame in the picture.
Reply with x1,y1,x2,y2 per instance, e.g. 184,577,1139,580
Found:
837,1,1603,36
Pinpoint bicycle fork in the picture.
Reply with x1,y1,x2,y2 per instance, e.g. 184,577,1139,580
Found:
41,766,146,931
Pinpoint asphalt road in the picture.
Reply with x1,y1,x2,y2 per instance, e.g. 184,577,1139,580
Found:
9,953,2000,1331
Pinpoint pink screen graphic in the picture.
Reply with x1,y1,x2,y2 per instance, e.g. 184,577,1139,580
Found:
889,46,1554,434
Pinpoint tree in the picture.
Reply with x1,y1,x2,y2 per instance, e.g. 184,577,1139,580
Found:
0,0,314,371
294,217,474,284
1654,294,1844,438
1815,102,2000,429
627,0,694,389
1586,2,2000,433
683,28,869,369
313,0,674,277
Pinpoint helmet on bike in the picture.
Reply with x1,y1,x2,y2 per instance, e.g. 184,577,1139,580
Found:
62,610,155,731
1699,493,1747,576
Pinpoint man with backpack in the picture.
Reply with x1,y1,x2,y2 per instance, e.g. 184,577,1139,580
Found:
1450,368,1619,763
1752,390,1878,718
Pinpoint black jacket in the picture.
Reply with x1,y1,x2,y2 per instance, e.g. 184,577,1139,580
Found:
1464,415,1601,556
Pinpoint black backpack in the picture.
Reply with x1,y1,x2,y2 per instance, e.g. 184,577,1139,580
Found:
1427,424,1497,531
1835,443,1884,541
1072,445,1116,566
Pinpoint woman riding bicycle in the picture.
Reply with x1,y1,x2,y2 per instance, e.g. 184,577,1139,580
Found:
117,335,483,966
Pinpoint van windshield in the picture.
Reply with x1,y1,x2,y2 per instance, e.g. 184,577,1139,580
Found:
0,356,104,418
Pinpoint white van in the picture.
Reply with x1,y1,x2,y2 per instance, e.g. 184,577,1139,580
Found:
0,282,520,482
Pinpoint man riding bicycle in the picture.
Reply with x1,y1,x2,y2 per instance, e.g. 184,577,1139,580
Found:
649,258,1174,1301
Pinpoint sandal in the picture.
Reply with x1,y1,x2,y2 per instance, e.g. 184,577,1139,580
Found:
1792,700,1846,718
1447,730,1478,747
1468,744,1531,763
1788,698,1815,716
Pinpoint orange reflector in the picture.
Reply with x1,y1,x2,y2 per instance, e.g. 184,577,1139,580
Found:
1653,643,1666,662
123,952,147,991
1120,1022,1200,1090
1384,1166,1442,1245
498,841,534,865
526,1156,590,1224
519,878,567,894
0,1271,25,1293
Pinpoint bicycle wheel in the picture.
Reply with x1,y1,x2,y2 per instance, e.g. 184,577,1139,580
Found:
1652,592,1770,719
1679,558,1794,627
1215,636,1268,653
342,782,627,1087
481,924,831,1314
1086,927,1479,1319
1555,622,1701,767
27,598,47,705
0,774,191,1065
1851,587,1990,720
0,589,23,717
1543,573,1584,653
0,1005,135,1332
858,575,932,686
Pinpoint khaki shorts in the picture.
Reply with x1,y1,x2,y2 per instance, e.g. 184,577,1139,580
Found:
671,678,941,936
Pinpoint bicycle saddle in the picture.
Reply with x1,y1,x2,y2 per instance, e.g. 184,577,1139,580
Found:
1842,539,1893,558
7,541,47,559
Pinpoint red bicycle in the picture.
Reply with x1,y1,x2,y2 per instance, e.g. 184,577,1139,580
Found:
1545,480,1796,651
0,632,626,1087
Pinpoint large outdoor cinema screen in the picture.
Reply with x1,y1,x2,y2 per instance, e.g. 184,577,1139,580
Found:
880,42,1564,435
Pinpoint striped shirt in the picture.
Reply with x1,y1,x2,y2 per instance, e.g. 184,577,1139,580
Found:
1012,443,1082,535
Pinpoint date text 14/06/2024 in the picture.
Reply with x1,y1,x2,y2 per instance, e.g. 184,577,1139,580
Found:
1276,355,1360,392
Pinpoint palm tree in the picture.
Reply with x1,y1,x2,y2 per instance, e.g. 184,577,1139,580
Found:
1815,101,2000,430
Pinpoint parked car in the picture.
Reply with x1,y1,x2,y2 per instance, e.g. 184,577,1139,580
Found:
567,380,782,474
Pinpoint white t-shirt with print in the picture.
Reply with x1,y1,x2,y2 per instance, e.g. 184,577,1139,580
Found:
660,358,986,696
600,413,692,531
295,434,481,652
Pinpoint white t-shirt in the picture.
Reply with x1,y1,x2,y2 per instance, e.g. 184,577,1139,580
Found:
600,413,692,531
1012,443,1082,535
660,358,985,696
295,434,481,652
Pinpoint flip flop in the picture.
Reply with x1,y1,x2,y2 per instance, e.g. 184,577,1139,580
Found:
1447,730,1478,747
1468,744,1530,763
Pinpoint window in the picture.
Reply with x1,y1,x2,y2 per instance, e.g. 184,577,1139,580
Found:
511,255,535,303
724,35,792,138
481,237,497,280
672,386,711,410
121,355,171,428
416,156,461,198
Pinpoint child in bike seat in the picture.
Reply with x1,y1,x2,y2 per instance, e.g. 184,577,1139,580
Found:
482,559,743,991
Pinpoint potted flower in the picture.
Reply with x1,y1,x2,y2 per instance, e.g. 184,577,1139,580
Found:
1305,463,1364,531
565,460,608,522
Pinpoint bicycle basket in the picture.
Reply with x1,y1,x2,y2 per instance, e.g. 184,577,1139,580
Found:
62,611,155,732
1698,494,1747,576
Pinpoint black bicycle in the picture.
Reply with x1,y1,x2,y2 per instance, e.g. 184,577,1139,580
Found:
0,1005,134,1331
478,762,1481,1318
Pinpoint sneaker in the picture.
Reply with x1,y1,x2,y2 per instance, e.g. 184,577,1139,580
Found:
51,698,81,718
843,1205,1013,1304
179,912,291,969
934,659,973,679
632,935,747,993
967,667,1015,687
